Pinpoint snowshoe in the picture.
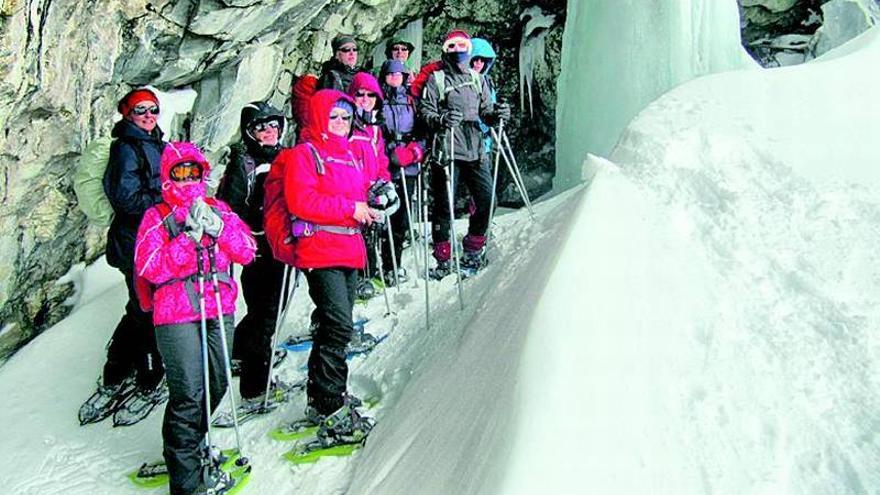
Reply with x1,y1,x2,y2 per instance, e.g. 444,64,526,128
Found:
270,394,369,442
128,448,249,491
459,248,488,278
198,461,251,495
212,378,306,428
281,401,375,464
428,260,453,280
347,327,379,355
112,379,169,427
78,377,136,426
355,278,378,303
381,267,409,287
281,318,369,353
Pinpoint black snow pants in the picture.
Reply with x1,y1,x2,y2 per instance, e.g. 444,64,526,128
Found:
304,267,357,415
155,315,233,495
103,268,164,390
232,236,287,399
430,158,492,244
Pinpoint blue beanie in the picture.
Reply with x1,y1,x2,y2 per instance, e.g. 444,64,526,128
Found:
332,99,354,114
381,59,407,76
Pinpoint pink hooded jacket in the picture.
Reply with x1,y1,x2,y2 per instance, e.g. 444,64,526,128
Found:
134,142,256,326
348,72,391,182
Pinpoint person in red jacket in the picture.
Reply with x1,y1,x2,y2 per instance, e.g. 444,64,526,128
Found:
275,89,381,446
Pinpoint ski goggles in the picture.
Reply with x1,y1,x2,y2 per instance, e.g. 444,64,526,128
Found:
251,120,280,133
443,40,470,52
354,91,378,99
132,105,160,116
169,161,204,182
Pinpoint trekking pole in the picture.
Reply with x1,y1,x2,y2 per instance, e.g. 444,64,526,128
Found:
262,265,297,412
195,246,217,462
420,174,430,331
399,173,421,288
501,129,535,218
206,244,248,466
485,119,505,250
372,227,394,316
385,215,401,291
490,127,534,220
446,129,465,310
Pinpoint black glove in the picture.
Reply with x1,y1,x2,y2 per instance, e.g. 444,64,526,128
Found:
495,103,511,121
440,109,464,129
368,180,400,217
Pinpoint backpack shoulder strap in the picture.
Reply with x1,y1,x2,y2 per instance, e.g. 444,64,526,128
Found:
433,70,447,101
304,142,325,175
155,202,181,239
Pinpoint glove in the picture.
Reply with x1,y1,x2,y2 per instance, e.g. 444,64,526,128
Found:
188,198,224,239
393,145,416,167
495,103,511,121
200,208,224,239
368,180,400,217
440,109,463,129
184,204,204,243
406,141,425,163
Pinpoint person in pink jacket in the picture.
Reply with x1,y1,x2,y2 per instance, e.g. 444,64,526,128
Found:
276,89,384,447
134,141,256,495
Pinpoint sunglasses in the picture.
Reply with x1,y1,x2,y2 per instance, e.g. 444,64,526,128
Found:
354,91,378,99
251,120,280,132
169,161,204,182
338,46,358,53
392,45,410,52
132,105,160,116
329,112,353,121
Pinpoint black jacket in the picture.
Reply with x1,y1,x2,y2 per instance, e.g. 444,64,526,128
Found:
419,54,497,162
217,102,284,234
103,119,165,271
318,59,360,92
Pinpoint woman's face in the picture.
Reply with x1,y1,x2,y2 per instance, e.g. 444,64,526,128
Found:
354,90,377,112
328,107,352,137
251,120,280,146
471,58,486,74
385,72,404,88
128,103,159,133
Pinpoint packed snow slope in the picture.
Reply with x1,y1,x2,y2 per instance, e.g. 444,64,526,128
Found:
494,26,880,494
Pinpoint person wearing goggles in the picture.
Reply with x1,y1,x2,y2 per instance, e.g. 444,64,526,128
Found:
79,87,169,429
318,33,362,92
134,141,256,495
215,101,290,406
418,29,510,280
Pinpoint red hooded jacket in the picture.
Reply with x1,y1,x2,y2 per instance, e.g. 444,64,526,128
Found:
348,72,391,183
279,89,378,269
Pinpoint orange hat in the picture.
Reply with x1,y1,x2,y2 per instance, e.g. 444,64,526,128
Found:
117,88,159,116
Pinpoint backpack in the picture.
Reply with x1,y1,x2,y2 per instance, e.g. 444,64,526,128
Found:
74,135,149,226
134,199,226,312
409,60,482,104
431,68,483,104
290,74,320,138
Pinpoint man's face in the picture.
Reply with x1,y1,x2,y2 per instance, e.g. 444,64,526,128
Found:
391,44,410,62
335,42,358,68
128,103,159,133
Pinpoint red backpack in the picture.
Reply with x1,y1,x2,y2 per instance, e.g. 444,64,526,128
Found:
409,60,443,100
263,152,297,266
290,74,319,140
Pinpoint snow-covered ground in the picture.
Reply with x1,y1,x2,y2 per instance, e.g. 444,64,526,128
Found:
4,17,880,495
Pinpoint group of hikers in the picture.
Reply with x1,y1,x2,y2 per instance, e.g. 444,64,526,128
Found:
77,28,512,494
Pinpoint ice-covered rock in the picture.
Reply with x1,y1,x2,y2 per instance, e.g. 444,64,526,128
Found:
810,0,880,57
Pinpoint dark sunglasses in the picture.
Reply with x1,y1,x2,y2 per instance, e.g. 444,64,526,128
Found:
338,46,358,53
169,161,203,182
132,105,160,116
354,91,378,99
251,120,280,132
329,112,353,121
392,45,410,52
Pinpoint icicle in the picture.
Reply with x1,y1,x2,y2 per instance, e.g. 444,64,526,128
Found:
519,6,555,119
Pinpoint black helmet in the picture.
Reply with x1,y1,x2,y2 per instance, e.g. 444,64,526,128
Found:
240,101,286,145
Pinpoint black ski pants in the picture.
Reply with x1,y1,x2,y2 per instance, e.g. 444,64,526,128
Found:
381,174,417,272
155,315,232,495
233,236,287,399
304,267,357,415
430,158,492,245
103,268,164,390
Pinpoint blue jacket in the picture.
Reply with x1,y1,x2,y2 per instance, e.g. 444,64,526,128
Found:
471,38,498,154
381,85,422,178
103,119,165,271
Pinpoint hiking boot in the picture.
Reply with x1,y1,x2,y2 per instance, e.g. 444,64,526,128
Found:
78,376,135,425
316,401,374,447
355,278,377,301
460,247,488,272
347,328,379,355
112,379,169,427
381,267,409,287
241,378,294,411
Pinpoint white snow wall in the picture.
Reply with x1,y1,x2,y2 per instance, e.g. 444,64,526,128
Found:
553,0,756,191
